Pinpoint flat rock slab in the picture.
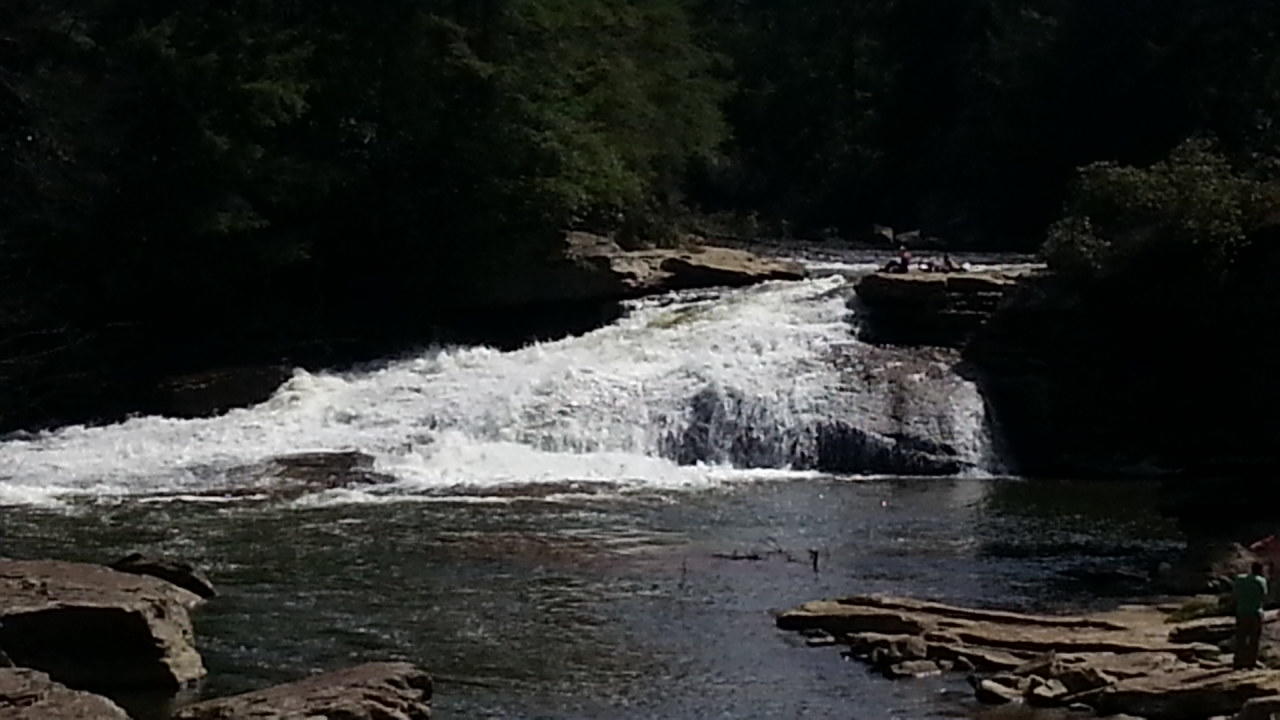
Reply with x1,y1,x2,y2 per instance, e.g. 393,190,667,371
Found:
777,595,1212,658
780,594,1277,717
174,662,432,720
0,560,205,690
0,668,129,719
1091,668,1280,720
598,244,806,295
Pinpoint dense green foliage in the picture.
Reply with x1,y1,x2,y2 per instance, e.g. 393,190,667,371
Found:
1044,139,1280,278
2,0,1280,429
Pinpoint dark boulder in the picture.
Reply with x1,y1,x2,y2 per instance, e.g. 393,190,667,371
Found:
854,269,1033,348
108,554,217,600
0,560,205,691
0,668,130,719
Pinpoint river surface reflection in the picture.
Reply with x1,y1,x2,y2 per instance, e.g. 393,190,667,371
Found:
2,477,1181,719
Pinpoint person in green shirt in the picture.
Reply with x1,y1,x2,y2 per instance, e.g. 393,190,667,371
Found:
1234,562,1269,669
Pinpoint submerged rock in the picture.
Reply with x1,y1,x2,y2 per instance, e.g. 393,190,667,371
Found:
173,662,432,720
0,668,129,719
109,553,217,599
0,560,205,690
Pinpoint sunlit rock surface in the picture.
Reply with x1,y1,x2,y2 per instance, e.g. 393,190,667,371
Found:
0,668,129,720
0,560,205,690
173,662,432,720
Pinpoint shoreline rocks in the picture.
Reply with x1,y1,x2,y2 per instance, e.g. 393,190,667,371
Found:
0,559,205,691
173,662,432,720
0,668,130,719
779,593,1280,719
0,557,434,720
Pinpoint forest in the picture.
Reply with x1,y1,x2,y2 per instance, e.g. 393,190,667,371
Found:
2,0,1279,430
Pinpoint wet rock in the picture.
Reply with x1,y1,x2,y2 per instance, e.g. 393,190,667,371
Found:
781,593,1260,716
1091,667,1280,720
109,554,217,599
1026,676,1070,706
1011,653,1061,679
1237,694,1280,720
805,632,838,648
776,601,933,636
0,559,204,690
923,633,1027,671
1056,663,1117,694
172,662,432,720
0,668,129,719
265,450,394,487
972,677,1023,705
779,595,1202,657
866,635,929,666
885,660,942,679
815,422,961,476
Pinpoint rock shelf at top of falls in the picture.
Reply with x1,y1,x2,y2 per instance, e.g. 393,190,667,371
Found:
853,267,1041,348
777,593,1280,720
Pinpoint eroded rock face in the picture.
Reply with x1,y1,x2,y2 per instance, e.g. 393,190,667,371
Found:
854,269,1034,347
0,560,205,690
173,662,432,720
0,668,129,719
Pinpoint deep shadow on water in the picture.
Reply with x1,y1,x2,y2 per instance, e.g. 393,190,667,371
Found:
1,477,1183,719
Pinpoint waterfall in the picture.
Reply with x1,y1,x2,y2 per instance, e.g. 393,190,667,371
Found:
0,274,996,506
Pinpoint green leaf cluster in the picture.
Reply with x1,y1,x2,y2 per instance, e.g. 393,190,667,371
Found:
1044,139,1280,279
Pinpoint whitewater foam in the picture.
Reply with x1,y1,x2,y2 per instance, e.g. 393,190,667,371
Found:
0,275,995,507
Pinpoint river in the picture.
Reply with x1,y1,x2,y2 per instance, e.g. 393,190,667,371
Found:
0,252,1183,718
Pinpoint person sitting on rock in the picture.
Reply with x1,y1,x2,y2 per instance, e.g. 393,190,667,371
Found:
1234,562,1269,669
882,246,912,273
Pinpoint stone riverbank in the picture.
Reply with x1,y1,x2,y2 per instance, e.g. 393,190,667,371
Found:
779,594,1280,720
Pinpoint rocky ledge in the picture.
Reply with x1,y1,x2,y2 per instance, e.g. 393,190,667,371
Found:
0,558,435,720
174,662,432,720
778,594,1280,720
0,668,130,719
854,268,1038,347
0,559,206,691
479,232,807,307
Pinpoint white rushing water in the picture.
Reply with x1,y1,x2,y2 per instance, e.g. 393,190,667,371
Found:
0,274,994,507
